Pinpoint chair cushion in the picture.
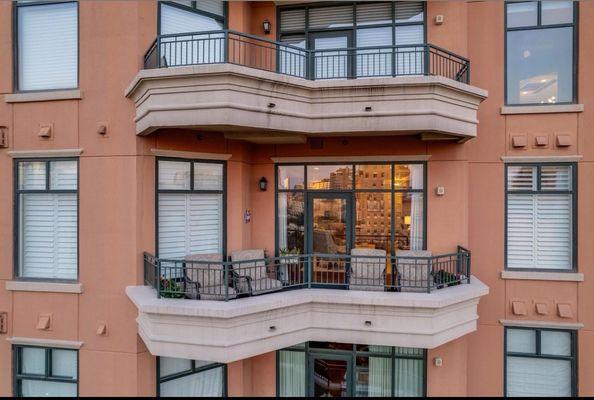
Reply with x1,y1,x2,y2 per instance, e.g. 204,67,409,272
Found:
231,249,267,280
185,253,224,286
396,250,432,292
249,278,283,294
350,248,386,282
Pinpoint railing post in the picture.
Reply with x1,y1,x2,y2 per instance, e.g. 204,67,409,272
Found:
156,36,161,68
424,44,430,76
307,255,312,288
426,257,431,294
224,262,229,302
156,259,161,299
224,30,229,64
467,251,471,284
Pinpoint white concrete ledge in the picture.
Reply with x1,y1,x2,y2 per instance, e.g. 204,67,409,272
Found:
4,89,83,103
7,337,83,349
499,319,584,330
6,280,83,294
272,155,431,163
501,270,583,282
500,104,583,115
501,155,582,163
151,148,232,161
8,148,84,158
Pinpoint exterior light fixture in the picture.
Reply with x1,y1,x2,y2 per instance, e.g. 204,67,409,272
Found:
262,19,271,34
259,177,268,191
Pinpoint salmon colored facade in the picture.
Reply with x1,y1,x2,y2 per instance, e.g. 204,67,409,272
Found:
0,0,590,397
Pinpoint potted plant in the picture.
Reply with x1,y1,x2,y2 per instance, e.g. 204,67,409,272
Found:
433,270,463,289
159,277,185,298
279,247,301,284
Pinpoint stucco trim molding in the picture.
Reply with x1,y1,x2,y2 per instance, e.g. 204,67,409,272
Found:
500,104,584,115
8,149,84,158
7,337,84,349
6,280,84,293
499,319,584,330
501,270,584,282
271,155,431,163
150,149,232,161
4,89,83,103
501,155,583,163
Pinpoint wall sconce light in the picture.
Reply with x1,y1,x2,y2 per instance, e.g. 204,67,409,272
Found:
259,177,268,191
262,19,272,34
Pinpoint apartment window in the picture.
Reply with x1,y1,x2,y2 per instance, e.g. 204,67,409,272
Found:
505,164,575,270
16,159,78,280
156,159,225,260
157,357,226,397
505,328,576,397
14,346,78,397
15,1,78,91
505,1,577,105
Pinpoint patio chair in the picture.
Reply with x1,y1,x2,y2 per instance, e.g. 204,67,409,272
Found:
396,250,433,292
349,248,387,292
230,249,283,295
184,253,239,300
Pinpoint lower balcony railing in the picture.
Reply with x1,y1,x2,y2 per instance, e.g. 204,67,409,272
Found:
143,247,471,301
143,29,470,83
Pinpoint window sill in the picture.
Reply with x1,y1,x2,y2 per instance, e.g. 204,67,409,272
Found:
499,319,584,330
4,89,83,103
7,337,83,349
500,104,584,115
501,270,583,282
6,280,83,293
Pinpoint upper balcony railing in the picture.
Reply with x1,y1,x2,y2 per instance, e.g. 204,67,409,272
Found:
144,30,470,84
143,247,471,301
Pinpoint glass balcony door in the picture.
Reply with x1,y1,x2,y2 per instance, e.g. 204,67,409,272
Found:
308,353,353,397
310,31,353,79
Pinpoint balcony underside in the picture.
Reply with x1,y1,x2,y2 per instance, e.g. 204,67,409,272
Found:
125,64,488,142
126,277,488,363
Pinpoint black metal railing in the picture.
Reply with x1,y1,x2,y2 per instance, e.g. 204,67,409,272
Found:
143,30,470,84
143,247,471,301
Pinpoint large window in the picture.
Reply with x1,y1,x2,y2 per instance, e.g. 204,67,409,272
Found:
14,346,78,397
16,159,78,280
505,327,576,397
505,1,577,105
278,2,425,79
505,163,575,271
158,357,226,397
15,1,78,91
156,158,225,259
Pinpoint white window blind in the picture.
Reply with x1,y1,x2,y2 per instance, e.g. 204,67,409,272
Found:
17,347,78,397
17,2,78,91
160,3,223,35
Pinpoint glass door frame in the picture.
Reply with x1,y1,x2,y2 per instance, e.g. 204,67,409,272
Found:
309,30,355,79
307,351,354,397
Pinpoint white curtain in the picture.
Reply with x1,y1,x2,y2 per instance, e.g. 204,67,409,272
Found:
409,165,424,250
20,380,77,397
278,194,289,250
19,348,78,397
160,367,224,397
395,358,424,396
368,356,392,396
278,351,306,397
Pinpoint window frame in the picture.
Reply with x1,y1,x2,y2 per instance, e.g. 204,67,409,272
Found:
503,1,579,106
504,162,577,272
156,357,227,397
154,157,227,258
12,0,80,93
13,345,79,397
157,0,228,35
504,327,578,397
14,157,80,282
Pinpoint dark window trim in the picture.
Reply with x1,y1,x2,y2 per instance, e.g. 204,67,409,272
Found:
154,157,227,259
504,162,577,272
274,161,427,257
13,345,79,397
156,356,227,397
157,0,228,35
503,1,579,106
13,157,80,282
504,326,578,397
13,0,80,93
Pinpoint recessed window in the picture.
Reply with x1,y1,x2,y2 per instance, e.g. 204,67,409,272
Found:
158,357,226,397
14,346,78,397
505,164,575,270
16,1,78,91
505,1,576,105
16,159,78,280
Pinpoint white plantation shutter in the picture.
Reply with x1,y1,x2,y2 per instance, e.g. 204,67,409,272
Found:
17,2,78,91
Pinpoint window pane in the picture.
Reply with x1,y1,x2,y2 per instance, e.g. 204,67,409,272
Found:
20,380,77,397
394,193,423,251
356,27,393,77
356,355,392,397
356,2,392,26
280,8,306,32
506,1,538,28
506,329,536,354
308,5,353,29
507,165,536,191
542,1,573,25
160,3,223,35
277,192,305,253
395,2,424,23
18,2,78,91
394,164,424,190
394,347,424,357
51,349,77,379
278,166,304,190
506,357,571,397
19,161,46,190
158,161,191,190
395,24,424,45
278,350,306,397
160,357,193,377
193,162,223,190
356,344,391,354
160,366,224,397
394,358,424,396
506,27,574,104
541,330,572,356
279,36,307,78
355,165,391,189
355,192,391,253
50,161,77,190
20,347,45,375
540,165,572,190
307,165,353,190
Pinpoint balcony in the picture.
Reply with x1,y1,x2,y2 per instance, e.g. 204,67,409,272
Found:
125,30,488,141
126,248,489,363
